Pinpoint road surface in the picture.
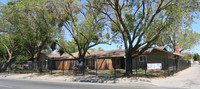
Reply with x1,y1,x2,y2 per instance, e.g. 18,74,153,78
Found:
0,79,174,89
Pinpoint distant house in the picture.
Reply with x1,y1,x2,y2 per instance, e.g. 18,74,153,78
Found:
40,46,182,70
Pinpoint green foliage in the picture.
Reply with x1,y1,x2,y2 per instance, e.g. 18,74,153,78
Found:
97,47,104,51
14,52,30,63
58,48,65,56
0,34,9,55
91,47,104,52
50,42,57,51
182,52,194,60
0,30,25,63
193,53,200,61
57,39,78,54
156,28,200,52
1,0,61,61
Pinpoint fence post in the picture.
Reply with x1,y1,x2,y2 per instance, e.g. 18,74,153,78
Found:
96,59,98,76
31,60,34,73
145,60,147,78
189,60,191,67
14,63,17,73
176,59,178,72
73,60,75,75
173,60,175,75
114,59,116,77
45,59,48,74
50,60,52,75
164,58,166,77
39,61,42,74
62,60,64,75
167,59,170,76
23,63,25,74
180,60,181,71
136,57,138,78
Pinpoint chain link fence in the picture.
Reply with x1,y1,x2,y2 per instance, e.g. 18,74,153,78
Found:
0,58,191,78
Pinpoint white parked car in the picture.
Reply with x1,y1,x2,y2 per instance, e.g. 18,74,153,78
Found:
194,61,199,63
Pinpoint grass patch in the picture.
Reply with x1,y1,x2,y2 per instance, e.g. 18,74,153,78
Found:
2,69,165,78
98,69,125,77
132,69,165,77
97,69,165,78
3,70,33,74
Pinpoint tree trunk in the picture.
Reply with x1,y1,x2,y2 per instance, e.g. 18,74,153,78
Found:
36,59,42,73
80,56,85,76
33,58,42,73
1,61,10,72
32,60,34,71
125,51,133,76
37,60,42,73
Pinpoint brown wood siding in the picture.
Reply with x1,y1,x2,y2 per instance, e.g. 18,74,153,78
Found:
95,58,114,70
133,50,169,69
168,52,175,59
54,57,123,70
56,60,75,70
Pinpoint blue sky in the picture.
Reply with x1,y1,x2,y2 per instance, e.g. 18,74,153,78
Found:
1,0,200,54
1,0,7,4
190,19,200,54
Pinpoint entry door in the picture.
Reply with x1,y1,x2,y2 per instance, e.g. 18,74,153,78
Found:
121,57,125,69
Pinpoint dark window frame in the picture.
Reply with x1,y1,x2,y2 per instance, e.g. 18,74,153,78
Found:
139,55,147,62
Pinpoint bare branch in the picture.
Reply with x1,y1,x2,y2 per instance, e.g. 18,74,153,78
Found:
0,39,12,59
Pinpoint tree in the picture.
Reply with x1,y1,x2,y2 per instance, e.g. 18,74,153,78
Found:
182,52,194,60
193,53,200,61
55,39,78,55
50,0,113,75
1,0,61,72
89,0,200,75
0,33,24,72
91,47,105,52
0,5,25,72
156,28,200,53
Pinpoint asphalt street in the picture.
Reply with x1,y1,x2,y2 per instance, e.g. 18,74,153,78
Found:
0,79,175,89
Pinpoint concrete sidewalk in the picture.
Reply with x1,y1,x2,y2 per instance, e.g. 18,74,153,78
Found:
150,63,200,89
0,73,151,84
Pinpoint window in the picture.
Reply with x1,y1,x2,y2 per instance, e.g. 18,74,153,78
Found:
86,59,95,69
87,59,95,66
139,55,147,62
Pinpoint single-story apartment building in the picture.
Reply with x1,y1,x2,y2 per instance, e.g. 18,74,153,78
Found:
40,50,126,70
40,46,182,70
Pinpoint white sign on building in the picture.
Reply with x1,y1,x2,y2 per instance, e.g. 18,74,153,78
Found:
147,63,162,72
